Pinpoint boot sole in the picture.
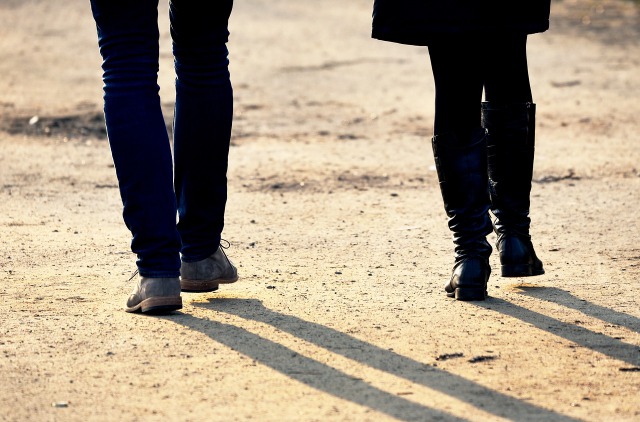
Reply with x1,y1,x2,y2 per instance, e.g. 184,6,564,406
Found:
180,275,238,293
448,286,488,301
501,264,545,278
126,296,183,314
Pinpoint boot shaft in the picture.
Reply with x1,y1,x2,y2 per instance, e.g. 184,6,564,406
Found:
432,128,493,260
481,102,535,148
482,102,536,234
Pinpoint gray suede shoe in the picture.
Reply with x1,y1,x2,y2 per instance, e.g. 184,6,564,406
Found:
125,275,182,314
180,246,238,292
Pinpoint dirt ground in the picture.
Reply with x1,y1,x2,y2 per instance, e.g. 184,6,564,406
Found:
1,0,639,421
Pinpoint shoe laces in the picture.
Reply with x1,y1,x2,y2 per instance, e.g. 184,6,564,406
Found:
127,269,139,282
219,239,233,265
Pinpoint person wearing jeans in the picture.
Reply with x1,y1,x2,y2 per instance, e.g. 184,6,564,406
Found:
90,0,238,314
372,2,549,300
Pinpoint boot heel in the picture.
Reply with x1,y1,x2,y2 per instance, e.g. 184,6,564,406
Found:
501,263,545,277
454,286,487,301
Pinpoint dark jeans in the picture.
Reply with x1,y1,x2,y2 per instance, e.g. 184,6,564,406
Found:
90,0,234,277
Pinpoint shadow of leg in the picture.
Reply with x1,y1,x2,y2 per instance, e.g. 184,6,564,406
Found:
170,312,466,422
188,297,580,421
474,296,640,367
515,286,640,334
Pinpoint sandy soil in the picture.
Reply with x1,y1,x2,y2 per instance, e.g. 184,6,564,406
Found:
1,0,639,421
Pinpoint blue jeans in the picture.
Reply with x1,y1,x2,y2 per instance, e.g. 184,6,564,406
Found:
90,0,234,277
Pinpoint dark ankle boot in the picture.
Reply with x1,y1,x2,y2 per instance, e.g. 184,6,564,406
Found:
432,128,493,301
482,102,544,277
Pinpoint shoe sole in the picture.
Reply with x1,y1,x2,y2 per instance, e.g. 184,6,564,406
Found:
180,275,238,293
447,287,488,301
126,296,183,314
501,264,545,277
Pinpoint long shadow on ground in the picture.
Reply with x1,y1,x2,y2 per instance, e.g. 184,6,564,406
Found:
474,287,640,369
170,298,579,421
515,286,639,334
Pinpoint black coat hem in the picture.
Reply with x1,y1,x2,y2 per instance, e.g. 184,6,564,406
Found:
372,23,549,47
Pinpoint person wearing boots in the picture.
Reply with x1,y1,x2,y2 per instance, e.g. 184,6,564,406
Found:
372,2,549,300
90,0,238,314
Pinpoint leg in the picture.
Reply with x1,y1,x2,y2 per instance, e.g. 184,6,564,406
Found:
429,36,484,140
170,0,238,292
483,34,532,104
90,0,181,313
428,36,493,301
90,0,181,278
482,34,544,277
170,0,234,262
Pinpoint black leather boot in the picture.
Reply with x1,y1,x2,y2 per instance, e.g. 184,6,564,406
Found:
482,102,544,277
432,128,493,301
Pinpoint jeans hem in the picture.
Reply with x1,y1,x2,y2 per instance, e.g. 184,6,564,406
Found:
181,247,219,264
137,269,181,278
